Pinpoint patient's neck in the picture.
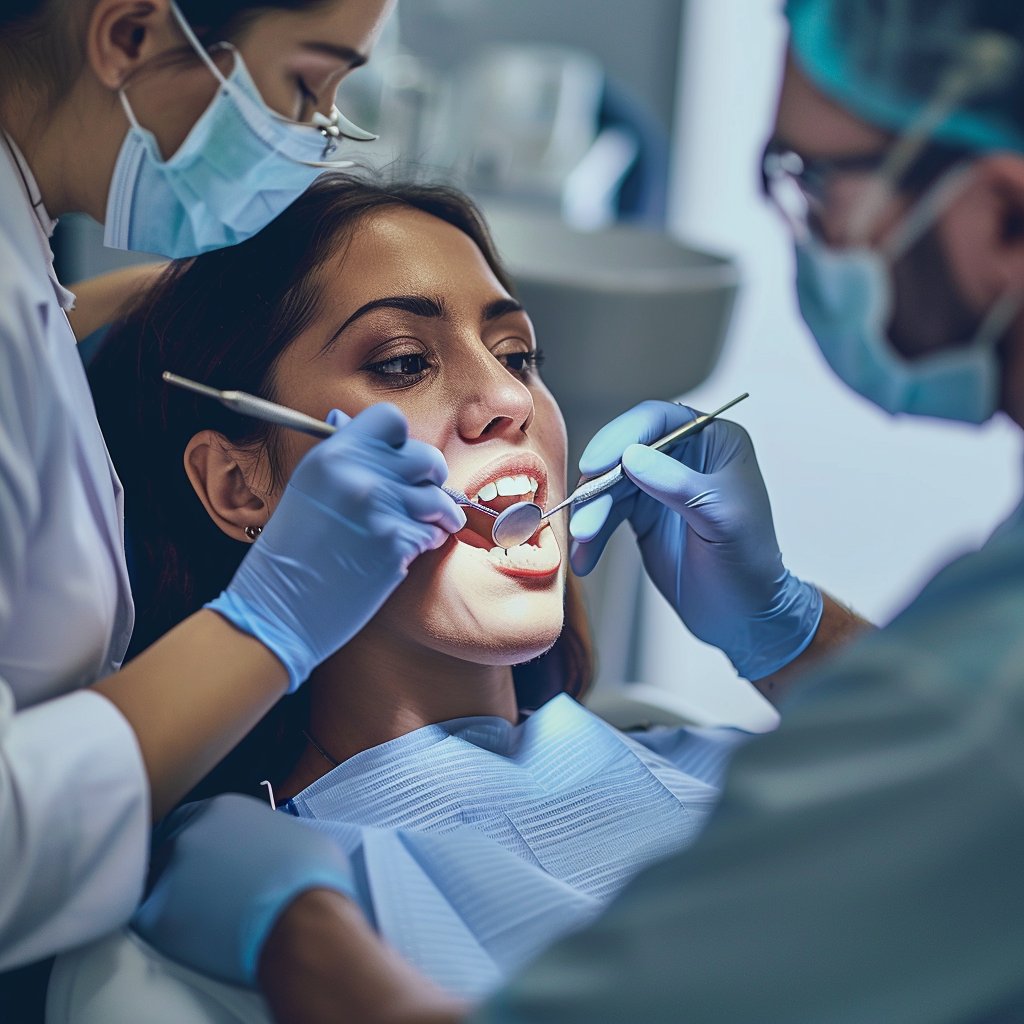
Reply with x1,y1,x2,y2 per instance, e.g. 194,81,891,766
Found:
280,625,518,796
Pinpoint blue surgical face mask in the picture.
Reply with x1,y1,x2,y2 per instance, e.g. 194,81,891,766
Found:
794,167,1022,424
104,2,376,258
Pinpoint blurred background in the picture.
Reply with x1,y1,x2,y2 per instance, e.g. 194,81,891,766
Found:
60,0,1022,731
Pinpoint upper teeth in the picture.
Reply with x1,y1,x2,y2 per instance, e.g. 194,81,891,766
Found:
474,475,539,503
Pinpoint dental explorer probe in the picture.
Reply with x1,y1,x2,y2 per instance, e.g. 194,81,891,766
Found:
484,392,750,548
160,371,506,525
162,373,748,549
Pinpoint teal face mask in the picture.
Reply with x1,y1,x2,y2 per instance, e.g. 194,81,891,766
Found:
794,168,1021,423
103,2,376,258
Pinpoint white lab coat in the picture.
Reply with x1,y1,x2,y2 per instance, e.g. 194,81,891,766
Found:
0,135,148,970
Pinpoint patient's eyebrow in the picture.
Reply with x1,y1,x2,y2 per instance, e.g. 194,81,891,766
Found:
321,294,446,353
482,298,524,321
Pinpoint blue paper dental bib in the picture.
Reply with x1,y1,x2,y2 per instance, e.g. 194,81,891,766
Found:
283,694,742,999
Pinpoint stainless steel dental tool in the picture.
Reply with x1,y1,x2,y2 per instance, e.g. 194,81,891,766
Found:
162,372,747,550
161,371,510,534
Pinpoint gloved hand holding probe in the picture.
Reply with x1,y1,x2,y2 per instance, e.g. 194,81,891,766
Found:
207,403,466,691
569,400,822,681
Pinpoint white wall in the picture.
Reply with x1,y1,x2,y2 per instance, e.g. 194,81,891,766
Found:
637,0,1023,731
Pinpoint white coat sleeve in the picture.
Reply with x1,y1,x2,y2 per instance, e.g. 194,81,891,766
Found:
0,291,149,969
0,687,150,968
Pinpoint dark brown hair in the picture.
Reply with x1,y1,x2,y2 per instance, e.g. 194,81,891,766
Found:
90,172,594,797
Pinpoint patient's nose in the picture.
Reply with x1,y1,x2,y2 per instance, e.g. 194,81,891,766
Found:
459,352,535,442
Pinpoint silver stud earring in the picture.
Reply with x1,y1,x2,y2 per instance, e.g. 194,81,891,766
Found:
244,524,263,541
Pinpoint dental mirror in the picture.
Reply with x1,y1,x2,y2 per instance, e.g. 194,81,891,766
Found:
490,502,544,549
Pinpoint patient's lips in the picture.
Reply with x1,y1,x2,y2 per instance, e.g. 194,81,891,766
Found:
453,451,562,577
457,453,548,543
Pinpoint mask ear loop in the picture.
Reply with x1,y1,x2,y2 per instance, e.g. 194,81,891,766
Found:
169,0,231,87
879,161,1024,369
847,31,1021,245
116,24,235,144
972,287,1024,355
879,162,975,263
117,88,143,131
866,34,1024,370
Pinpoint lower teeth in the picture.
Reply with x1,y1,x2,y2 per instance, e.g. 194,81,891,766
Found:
486,533,556,569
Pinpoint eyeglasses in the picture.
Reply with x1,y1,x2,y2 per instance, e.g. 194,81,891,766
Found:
760,137,974,241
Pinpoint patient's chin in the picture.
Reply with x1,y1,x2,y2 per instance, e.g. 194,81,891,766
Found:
416,597,565,667
377,523,568,667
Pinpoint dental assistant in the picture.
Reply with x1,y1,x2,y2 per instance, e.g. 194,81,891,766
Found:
0,0,469,1013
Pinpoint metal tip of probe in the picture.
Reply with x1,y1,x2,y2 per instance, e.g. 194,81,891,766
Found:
711,392,749,415
162,371,225,402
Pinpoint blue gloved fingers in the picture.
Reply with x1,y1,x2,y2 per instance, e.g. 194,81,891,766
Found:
567,460,649,575
568,491,616,543
344,402,409,449
214,400,473,688
291,418,448,511
568,493,633,576
400,480,467,534
578,400,702,477
572,399,704,548
391,436,451,488
568,514,613,578
133,795,358,988
326,406,447,483
330,407,449,488
620,443,739,543
569,536,603,577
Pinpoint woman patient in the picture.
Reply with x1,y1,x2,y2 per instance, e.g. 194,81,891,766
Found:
51,173,746,1020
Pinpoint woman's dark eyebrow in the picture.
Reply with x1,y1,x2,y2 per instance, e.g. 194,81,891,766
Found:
321,295,446,354
301,41,368,70
483,298,525,321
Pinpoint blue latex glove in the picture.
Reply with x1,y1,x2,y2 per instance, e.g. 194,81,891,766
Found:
133,794,357,986
207,404,465,690
570,401,822,681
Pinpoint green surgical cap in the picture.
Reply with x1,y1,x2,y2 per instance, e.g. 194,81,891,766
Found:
785,0,1024,152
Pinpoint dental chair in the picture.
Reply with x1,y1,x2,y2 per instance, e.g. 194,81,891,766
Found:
47,931,268,1024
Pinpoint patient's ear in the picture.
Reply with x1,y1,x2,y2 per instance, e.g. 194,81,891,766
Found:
184,431,268,542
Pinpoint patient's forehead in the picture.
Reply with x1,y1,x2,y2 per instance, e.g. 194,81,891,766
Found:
323,206,510,311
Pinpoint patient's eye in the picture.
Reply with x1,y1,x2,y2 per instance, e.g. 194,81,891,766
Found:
500,348,545,380
365,353,432,384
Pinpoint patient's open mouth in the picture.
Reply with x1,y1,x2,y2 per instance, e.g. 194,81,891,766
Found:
461,472,540,546
453,456,561,576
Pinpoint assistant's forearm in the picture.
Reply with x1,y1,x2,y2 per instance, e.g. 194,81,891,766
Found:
67,263,166,341
753,592,873,706
259,889,470,1024
92,610,288,820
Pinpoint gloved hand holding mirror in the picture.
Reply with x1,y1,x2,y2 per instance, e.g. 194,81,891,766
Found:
569,399,823,681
